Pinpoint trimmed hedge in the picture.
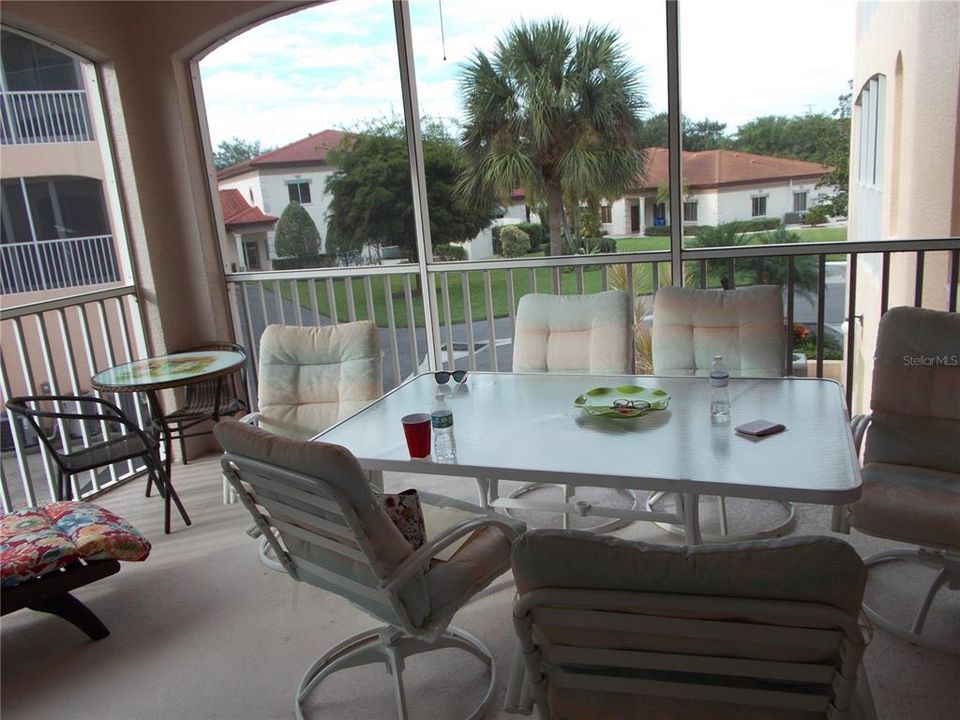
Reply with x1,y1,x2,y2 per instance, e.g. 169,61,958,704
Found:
433,243,468,261
644,224,707,237
644,219,781,237
272,254,335,270
500,225,531,257
493,221,548,254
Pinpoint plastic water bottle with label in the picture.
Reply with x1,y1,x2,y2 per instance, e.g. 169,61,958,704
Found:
431,392,457,461
709,354,731,424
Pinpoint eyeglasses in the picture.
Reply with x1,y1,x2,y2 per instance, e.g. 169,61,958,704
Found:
434,370,468,385
613,399,651,412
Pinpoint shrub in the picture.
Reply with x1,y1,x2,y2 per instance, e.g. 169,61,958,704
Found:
726,218,782,233
272,254,335,270
433,243,467,261
517,222,547,251
275,202,321,258
500,225,531,257
805,205,830,226
491,225,502,255
582,237,617,254
644,224,707,237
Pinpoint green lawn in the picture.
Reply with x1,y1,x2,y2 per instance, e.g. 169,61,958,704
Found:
280,225,848,327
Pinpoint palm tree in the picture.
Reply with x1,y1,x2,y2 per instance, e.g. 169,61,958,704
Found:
457,18,648,256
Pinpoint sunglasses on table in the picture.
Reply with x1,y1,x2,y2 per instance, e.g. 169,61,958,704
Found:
613,399,652,413
434,370,468,385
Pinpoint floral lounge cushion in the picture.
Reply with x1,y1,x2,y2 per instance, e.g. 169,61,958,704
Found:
0,502,150,588
46,501,151,562
1,508,79,588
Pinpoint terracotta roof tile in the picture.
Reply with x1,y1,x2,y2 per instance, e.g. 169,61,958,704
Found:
633,148,832,192
217,129,346,180
219,189,277,230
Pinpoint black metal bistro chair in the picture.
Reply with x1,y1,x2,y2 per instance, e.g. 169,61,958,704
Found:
6,394,190,534
164,342,249,467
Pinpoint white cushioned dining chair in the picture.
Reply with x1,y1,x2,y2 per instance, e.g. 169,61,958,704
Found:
223,321,383,503
509,529,876,720
215,418,525,720
650,285,793,542
834,305,960,655
499,290,634,532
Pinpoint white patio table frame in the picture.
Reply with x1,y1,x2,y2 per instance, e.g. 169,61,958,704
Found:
316,372,862,546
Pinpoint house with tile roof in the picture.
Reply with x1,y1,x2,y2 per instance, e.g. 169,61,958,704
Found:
218,189,277,273
599,148,834,236
217,129,345,261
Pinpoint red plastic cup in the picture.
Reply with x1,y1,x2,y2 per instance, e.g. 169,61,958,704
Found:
402,413,431,458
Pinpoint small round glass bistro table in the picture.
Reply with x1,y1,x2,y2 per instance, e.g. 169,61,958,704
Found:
91,350,245,533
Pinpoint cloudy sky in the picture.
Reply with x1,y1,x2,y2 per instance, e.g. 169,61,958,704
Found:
199,0,855,150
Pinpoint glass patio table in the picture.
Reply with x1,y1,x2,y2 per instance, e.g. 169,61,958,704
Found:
317,371,863,545
91,349,246,485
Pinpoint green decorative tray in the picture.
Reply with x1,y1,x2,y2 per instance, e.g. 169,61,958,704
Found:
574,385,671,418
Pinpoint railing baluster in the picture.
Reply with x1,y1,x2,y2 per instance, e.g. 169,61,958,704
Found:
273,280,286,324
529,267,537,294
846,254,859,411
256,281,269,331
506,269,517,361
786,257,795,376
880,252,890,316
600,264,609,291
553,266,561,295
325,278,338,325
699,259,707,289
1,344,40,507
914,250,925,307
461,271,477,371
292,280,304,326
816,255,826,378
403,274,419,378
11,317,50,504
97,299,134,480
363,275,376,326
950,250,960,313
382,275,402,387
346,276,357,322
306,278,319,325
441,272,455,370
483,271,498,372
576,266,585,296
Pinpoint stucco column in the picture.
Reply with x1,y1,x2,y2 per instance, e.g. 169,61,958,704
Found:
234,233,246,271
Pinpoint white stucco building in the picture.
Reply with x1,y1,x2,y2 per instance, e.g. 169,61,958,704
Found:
217,129,343,260
598,148,834,237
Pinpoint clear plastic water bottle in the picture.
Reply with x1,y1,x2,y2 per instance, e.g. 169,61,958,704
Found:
709,354,731,424
431,392,457,461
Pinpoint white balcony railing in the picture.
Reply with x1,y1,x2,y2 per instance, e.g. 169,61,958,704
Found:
1,235,121,294
1,239,957,511
0,89,93,145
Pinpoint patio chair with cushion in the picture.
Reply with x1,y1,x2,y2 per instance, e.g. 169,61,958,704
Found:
498,290,634,532
649,285,793,541
509,529,876,719
214,418,525,720
834,305,960,655
6,395,190,534
221,321,383,504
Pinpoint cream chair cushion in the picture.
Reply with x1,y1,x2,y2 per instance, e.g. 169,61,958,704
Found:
854,306,960,549
257,321,383,440
512,290,631,374
652,285,785,377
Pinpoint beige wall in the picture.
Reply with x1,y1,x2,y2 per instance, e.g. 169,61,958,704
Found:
2,1,312,357
849,0,960,414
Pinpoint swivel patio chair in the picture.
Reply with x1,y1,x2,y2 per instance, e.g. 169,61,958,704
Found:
165,341,248,468
509,529,876,720
252,321,382,441
834,305,960,655
222,321,383,503
649,284,794,541
6,395,190,534
503,290,635,532
215,418,525,720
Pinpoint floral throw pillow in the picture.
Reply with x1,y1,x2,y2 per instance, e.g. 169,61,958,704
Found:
379,489,426,551
1,508,79,588
46,501,151,562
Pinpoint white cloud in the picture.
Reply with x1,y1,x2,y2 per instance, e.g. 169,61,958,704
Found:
200,0,856,148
